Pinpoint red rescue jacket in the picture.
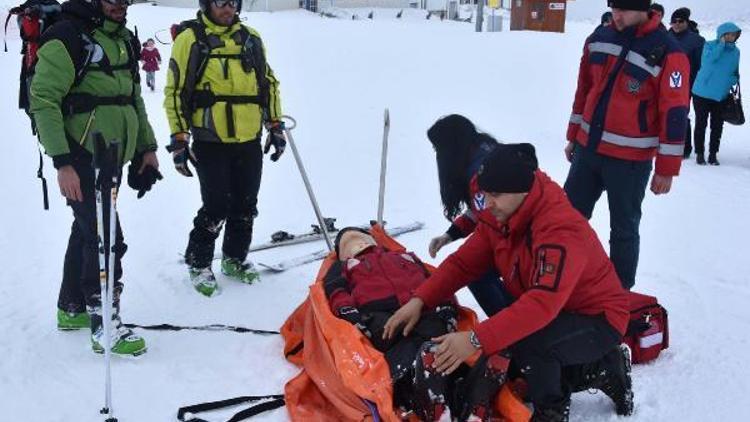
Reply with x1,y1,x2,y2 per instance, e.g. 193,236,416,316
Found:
416,171,629,355
567,14,690,176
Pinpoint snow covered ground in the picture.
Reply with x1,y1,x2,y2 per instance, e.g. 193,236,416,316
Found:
1,2,750,421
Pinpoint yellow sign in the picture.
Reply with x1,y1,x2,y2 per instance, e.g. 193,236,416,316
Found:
489,0,500,8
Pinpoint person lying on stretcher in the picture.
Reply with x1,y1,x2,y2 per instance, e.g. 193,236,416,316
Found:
325,227,507,421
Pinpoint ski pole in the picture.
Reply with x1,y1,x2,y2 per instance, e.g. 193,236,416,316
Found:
377,108,390,227
281,115,334,252
93,133,120,422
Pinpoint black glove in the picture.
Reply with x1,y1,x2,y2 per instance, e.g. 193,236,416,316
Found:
436,304,458,333
127,153,163,199
165,133,195,177
263,121,286,162
338,306,372,338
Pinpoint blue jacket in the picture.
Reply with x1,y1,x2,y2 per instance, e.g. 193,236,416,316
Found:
692,22,741,101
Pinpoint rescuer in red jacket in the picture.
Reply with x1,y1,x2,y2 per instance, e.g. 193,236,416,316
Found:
384,144,633,421
564,0,690,290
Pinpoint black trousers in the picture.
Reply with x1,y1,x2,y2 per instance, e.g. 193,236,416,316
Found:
693,95,725,155
58,153,125,315
509,312,621,408
185,141,263,269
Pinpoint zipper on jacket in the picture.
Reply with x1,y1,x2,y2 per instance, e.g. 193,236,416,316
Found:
79,109,97,145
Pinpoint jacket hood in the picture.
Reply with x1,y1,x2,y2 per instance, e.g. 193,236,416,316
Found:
717,22,741,39
61,0,104,26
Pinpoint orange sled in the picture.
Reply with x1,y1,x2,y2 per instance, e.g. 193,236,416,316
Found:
280,224,531,421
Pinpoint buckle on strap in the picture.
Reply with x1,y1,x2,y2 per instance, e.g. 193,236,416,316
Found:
192,90,261,108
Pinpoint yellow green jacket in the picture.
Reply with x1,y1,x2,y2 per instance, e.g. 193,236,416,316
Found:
164,13,282,143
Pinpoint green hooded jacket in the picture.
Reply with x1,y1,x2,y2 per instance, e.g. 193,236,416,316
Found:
30,0,157,169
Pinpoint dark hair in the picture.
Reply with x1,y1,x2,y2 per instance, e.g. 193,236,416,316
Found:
428,115,499,221
334,227,371,257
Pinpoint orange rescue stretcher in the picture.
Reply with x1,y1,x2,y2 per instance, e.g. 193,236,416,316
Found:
280,224,531,421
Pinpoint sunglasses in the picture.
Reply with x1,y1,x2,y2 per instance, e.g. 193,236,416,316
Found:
102,0,133,6
671,19,686,24
212,0,239,8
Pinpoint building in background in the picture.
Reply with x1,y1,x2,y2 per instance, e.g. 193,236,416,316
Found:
511,0,568,32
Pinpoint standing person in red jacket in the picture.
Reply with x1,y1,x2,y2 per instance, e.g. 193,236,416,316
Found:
384,144,633,422
140,38,161,92
565,0,690,289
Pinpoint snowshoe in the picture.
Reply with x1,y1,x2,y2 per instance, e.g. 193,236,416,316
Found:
57,309,90,331
92,318,147,357
221,257,260,284
190,266,220,297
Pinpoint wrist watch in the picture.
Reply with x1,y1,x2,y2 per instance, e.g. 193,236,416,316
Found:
469,330,482,350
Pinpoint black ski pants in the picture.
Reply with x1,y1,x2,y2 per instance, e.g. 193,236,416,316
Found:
509,312,621,409
185,141,263,269
58,152,125,315
693,95,725,155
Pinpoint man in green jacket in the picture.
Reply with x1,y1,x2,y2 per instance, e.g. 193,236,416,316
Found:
30,0,160,356
164,0,284,297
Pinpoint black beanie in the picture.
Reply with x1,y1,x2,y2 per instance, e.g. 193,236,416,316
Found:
477,143,538,194
607,0,651,12
427,114,477,148
334,227,371,257
671,7,690,22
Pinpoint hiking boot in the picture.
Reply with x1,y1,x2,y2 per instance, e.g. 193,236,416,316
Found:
221,257,260,284
708,153,720,166
696,153,706,165
531,397,571,422
599,344,634,416
190,266,219,297
413,342,451,421
92,317,147,357
57,309,90,331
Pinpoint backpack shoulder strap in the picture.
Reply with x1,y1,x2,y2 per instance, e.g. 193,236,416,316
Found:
39,18,96,85
236,25,270,110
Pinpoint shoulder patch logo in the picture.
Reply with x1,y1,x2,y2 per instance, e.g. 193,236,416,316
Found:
474,192,486,211
627,79,641,94
669,71,683,89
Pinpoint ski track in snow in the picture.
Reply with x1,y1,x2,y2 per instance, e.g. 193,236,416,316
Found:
1,2,750,421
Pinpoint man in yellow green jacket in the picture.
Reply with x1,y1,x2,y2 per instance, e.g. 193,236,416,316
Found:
30,0,160,356
164,0,284,297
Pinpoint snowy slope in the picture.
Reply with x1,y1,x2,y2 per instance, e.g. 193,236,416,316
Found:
1,3,750,421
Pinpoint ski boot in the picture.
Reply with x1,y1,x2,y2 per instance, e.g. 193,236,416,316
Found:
221,257,260,284
413,342,451,421
92,315,147,357
190,266,220,297
57,309,90,331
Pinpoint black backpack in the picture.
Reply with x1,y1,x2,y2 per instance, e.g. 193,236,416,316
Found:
5,0,140,209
